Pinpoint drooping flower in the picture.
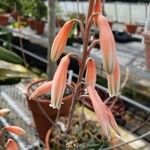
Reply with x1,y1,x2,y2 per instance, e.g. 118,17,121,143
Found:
0,108,10,117
85,58,96,87
93,0,102,26
50,20,75,61
98,15,116,74
50,55,70,109
29,81,52,100
4,126,25,136
6,138,19,150
87,86,120,138
107,58,121,97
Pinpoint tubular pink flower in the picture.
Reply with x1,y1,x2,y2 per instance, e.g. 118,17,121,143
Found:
6,138,19,150
98,15,116,74
29,81,52,100
85,58,96,87
4,126,26,136
50,20,75,62
87,86,120,138
107,58,121,97
93,0,102,26
50,55,70,109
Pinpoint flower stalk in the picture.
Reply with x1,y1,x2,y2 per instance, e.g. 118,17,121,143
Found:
30,0,123,139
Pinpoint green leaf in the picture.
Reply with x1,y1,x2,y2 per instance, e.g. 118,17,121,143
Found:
0,46,23,64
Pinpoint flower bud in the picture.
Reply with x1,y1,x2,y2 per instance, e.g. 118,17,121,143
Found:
50,55,70,109
6,138,19,150
85,58,96,87
0,108,10,117
98,15,116,74
29,81,52,100
4,126,25,136
51,20,75,61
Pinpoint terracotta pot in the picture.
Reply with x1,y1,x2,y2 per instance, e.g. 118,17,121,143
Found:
126,24,137,34
0,15,9,26
25,80,73,142
35,20,45,35
11,11,19,20
27,18,35,30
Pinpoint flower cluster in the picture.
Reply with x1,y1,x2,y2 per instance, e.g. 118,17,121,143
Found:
29,0,122,138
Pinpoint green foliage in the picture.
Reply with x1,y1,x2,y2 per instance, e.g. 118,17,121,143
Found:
20,0,35,17
0,0,22,13
20,0,47,20
0,46,23,64
32,0,47,20
0,1,10,12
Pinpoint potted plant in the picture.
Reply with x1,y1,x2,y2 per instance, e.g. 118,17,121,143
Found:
27,0,126,149
125,4,137,34
21,0,36,30
0,1,9,26
25,79,73,141
32,0,47,35
126,23,137,34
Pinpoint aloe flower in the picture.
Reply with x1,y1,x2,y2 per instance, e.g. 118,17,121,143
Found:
29,81,52,100
85,58,96,87
6,138,19,150
87,86,120,138
93,0,102,26
4,126,25,136
51,20,75,61
98,15,116,74
0,108,10,117
50,55,70,109
107,58,121,97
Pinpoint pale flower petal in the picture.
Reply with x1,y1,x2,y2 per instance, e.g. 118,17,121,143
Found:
51,20,75,61
50,55,70,109
87,86,120,138
85,58,96,87
0,108,10,117
29,81,52,100
98,15,116,74
4,126,25,136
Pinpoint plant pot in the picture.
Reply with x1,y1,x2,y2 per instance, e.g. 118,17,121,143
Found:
0,15,9,26
45,113,111,150
35,20,45,35
11,11,19,20
126,24,137,34
27,18,36,30
25,80,73,142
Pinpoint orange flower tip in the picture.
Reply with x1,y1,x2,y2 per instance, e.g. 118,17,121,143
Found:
4,126,26,136
6,138,19,150
0,108,10,117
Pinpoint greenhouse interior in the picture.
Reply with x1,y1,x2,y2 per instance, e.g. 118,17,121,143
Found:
0,0,150,149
